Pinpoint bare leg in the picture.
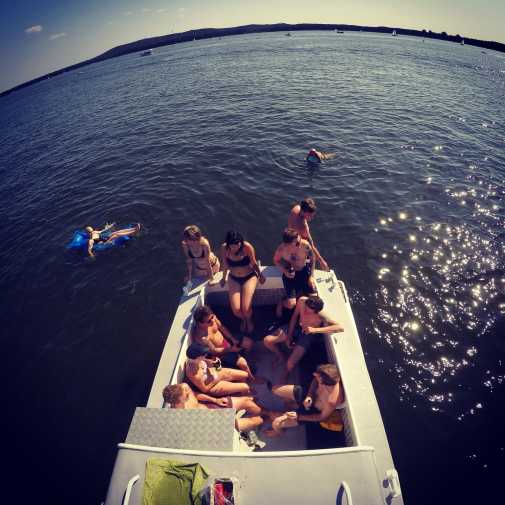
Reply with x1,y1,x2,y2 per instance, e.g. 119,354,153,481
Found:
263,329,287,364
237,415,263,432
241,274,258,333
107,224,141,241
218,368,249,382
209,381,250,396
286,345,306,376
236,356,254,380
231,396,261,416
228,277,245,327
271,384,297,402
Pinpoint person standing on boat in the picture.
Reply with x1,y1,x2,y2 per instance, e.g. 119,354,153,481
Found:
185,343,252,397
273,228,316,316
265,364,345,436
192,305,254,354
182,225,220,284
220,230,265,333
288,198,329,271
264,296,343,377
163,383,263,433
86,223,141,258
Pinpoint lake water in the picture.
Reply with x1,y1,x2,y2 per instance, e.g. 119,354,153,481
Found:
1,31,504,504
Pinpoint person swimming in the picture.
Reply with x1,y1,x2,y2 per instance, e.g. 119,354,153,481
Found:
86,223,141,257
306,148,336,163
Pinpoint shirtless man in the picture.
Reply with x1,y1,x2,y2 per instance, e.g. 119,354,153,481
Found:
163,382,263,433
184,342,251,396
264,296,343,378
265,364,345,436
288,198,329,271
274,228,316,315
192,305,254,354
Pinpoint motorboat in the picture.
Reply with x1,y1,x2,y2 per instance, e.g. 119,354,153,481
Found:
140,49,153,56
103,266,403,504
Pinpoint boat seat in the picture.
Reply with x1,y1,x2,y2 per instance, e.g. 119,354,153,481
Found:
125,407,236,451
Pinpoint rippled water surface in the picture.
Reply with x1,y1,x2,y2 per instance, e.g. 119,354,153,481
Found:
1,31,505,504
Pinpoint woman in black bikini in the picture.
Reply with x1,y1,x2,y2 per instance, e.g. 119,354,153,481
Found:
220,231,265,333
86,223,141,257
181,225,220,284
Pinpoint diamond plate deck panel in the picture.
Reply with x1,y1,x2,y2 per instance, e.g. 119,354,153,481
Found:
126,407,235,451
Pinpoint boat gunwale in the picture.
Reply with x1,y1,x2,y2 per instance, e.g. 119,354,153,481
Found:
116,442,376,458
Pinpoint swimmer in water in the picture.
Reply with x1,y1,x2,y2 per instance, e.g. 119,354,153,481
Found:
86,223,141,257
306,148,336,163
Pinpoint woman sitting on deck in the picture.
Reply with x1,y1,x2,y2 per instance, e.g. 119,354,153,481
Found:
192,305,254,355
163,383,263,433
220,230,265,333
266,364,345,437
181,225,220,284
185,343,252,396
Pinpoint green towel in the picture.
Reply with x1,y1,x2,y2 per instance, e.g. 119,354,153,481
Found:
142,458,210,505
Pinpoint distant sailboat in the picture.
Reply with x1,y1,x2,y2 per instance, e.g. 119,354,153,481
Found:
461,39,465,45
392,29,397,36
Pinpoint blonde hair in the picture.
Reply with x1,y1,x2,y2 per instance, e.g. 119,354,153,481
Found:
183,225,202,241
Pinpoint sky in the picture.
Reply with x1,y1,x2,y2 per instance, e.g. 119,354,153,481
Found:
1,0,504,93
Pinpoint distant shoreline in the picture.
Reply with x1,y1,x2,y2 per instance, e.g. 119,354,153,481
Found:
2,22,504,98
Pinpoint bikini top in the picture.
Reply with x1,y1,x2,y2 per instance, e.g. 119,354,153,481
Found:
227,255,250,267
188,247,205,259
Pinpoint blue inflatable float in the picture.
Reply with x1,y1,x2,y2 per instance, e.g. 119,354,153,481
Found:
66,228,132,251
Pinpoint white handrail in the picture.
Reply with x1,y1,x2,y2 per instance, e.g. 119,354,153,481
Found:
339,481,353,505
386,469,402,498
122,474,140,505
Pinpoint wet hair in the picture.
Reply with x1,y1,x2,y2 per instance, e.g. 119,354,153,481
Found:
282,228,299,244
224,230,244,249
186,342,210,359
194,305,213,323
316,364,341,385
183,225,202,241
300,198,317,214
162,384,184,407
305,296,324,313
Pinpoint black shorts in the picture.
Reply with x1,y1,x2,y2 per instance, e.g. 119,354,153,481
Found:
220,352,240,368
282,265,314,300
292,326,324,351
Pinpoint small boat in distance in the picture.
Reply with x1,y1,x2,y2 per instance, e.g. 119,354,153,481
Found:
392,29,397,36
140,49,152,56
336,30,344,34
461,39,465,45
285,32,291,37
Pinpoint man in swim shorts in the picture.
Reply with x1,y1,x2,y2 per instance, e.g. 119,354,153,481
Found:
288,198,329,271
184,342,252,396
274,228,316,315
263,296,344,378
163,382,263,433
265,363,345,436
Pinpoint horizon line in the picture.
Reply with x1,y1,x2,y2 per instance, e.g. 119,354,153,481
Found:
2,22,504,98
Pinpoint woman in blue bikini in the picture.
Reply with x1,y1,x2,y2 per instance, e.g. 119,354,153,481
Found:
220,231,265,334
